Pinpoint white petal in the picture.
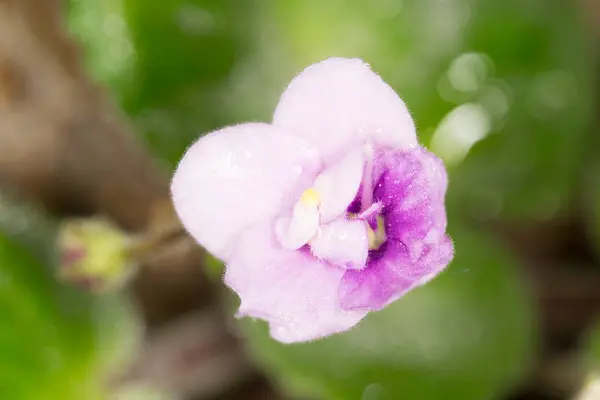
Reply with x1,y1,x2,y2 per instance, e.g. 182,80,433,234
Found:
171,123,319,260
275,199,320,250
225,223,367,343
314,148,364,223
273,58,418,162
310,219,368,269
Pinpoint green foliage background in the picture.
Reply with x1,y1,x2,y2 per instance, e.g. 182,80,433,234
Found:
0,0,596,399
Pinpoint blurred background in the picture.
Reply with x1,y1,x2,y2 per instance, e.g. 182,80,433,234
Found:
0,0,599,399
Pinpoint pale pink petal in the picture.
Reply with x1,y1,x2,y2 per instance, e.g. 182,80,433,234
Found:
225,223,367,343
309,219,368,270
274,208,319,250
171,123,320,261
273,58,418,161
313,148,364,222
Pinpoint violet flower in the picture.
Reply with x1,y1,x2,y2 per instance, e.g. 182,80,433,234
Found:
171,58,453,343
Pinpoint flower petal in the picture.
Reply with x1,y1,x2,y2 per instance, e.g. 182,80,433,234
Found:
339,147,453,311
339,236,453,311
310,219,368,269
338,242,412,311
171,123,320,260
313,147,364,222
225,223,367,343
273,58,418,161
274,202,320,250
373,147,449,249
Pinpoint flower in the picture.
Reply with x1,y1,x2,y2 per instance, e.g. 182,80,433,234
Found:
171,57,453,343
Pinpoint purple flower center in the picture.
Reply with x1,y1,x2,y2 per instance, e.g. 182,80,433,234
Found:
346,189,388,263
345,147,395,263
337,146,451,311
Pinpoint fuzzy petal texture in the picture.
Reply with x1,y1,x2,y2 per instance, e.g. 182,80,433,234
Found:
314,148,364,222
339,147,453,310
171,123,320,260
310,219,368,269
226,223,367,343
273,58,418,161
374,147,449,247
339,238,453,310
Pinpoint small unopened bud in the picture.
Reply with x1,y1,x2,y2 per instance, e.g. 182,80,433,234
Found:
57,218,136,293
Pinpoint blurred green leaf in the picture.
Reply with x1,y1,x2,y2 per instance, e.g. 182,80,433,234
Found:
67,0,135,98
225,0,593,221
68,0,594,214
241,226,534,400
0,196,140,400
67,0,257,167
445,1,593,221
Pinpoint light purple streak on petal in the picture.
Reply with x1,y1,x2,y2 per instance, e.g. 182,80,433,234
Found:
171,123,320,261
310,219,368,270
273,58,418,162
314,148,364,223
225,223,367,343
339,146,453,311
356,202,383,220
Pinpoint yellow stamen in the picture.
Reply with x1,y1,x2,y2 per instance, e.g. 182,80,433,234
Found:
366,216,387,250
366,226,377,247
300,187,321,206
